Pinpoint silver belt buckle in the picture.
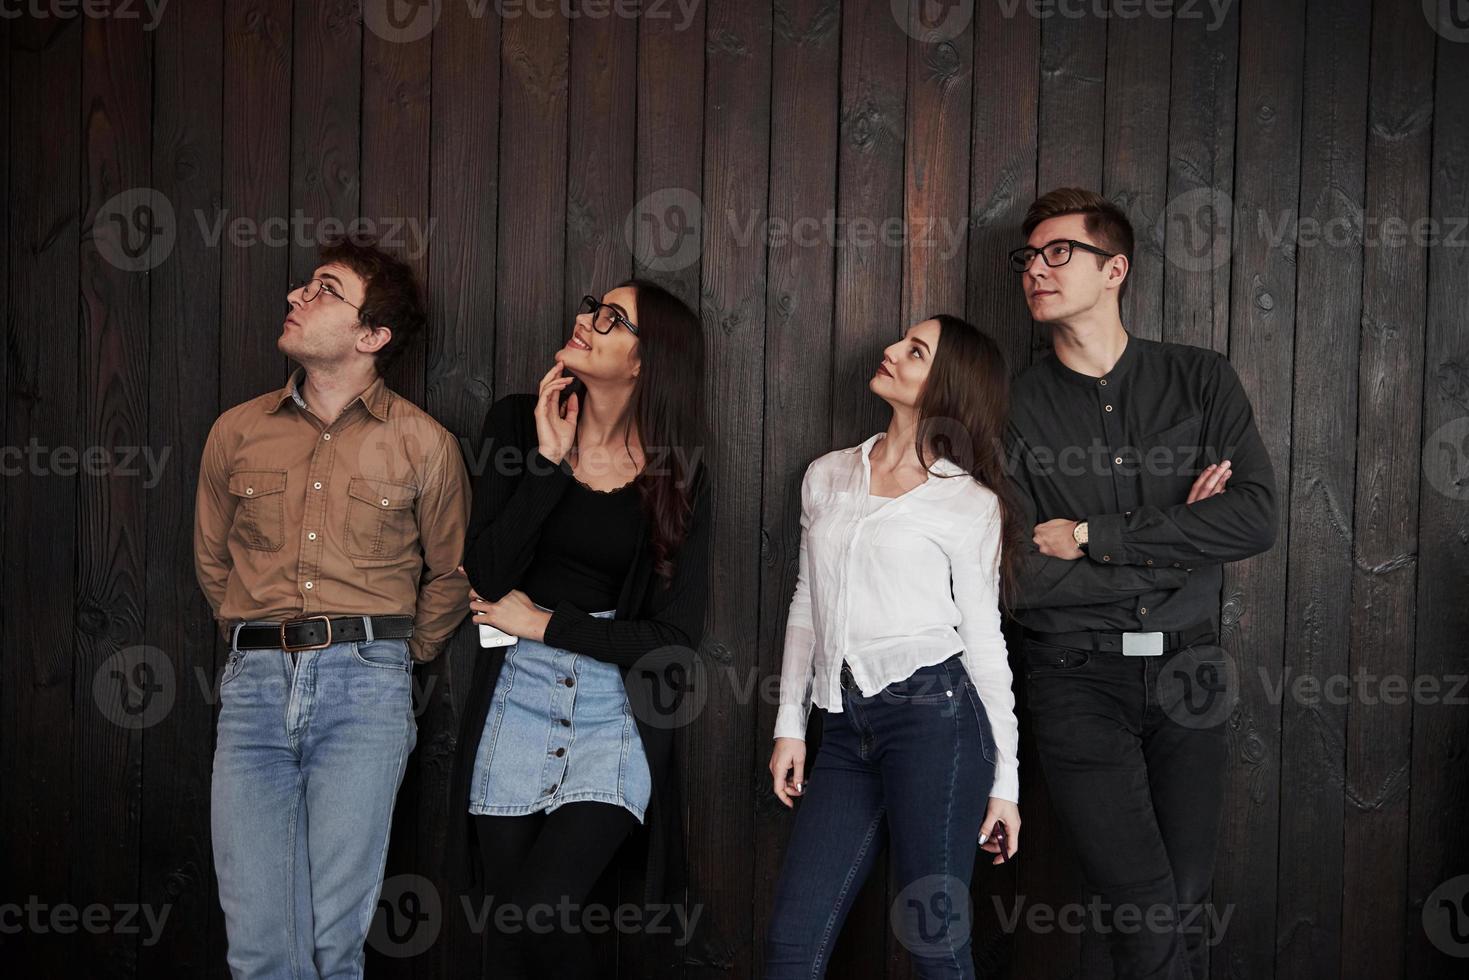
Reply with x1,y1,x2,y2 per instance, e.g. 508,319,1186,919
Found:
1122,631,1164,657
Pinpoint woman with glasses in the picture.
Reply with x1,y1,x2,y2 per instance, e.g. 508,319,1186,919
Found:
443,281,711,979
764,315,1024,979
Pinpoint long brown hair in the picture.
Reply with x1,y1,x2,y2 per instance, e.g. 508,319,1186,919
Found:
569,279,707,588
911,314,1026,611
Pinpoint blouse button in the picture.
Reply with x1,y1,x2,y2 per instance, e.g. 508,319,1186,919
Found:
554,747,566,757
559,718,571,727
563,677,575,687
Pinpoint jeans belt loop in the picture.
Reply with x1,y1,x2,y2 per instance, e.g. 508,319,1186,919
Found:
230,621,244,652
362,615,375,644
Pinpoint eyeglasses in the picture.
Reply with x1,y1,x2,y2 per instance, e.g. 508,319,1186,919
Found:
290,277,362,312
579,295,639,336
1008,239,1118,273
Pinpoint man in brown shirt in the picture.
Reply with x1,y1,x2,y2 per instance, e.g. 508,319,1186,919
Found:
194,234,469,978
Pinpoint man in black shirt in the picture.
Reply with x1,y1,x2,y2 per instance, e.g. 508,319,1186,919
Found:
1005,188,1278,979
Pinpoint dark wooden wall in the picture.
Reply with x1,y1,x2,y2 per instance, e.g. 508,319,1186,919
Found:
4,1,1468,977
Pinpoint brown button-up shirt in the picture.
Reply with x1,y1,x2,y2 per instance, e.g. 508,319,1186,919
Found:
194,367,471,662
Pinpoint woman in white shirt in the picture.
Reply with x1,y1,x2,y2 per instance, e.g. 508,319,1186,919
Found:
764,314,1024,979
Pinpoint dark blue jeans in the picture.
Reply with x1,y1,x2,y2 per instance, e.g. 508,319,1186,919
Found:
764,653,997,979
1022,632,1229,980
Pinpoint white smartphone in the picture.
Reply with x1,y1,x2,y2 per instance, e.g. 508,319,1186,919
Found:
478,624,517,648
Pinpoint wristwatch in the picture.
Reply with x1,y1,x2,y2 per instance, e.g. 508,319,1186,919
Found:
1072,521,1090,552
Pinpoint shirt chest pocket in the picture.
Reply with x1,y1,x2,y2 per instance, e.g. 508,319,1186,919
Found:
344,477,418,565
228,469,288,552
1139,413,1205,500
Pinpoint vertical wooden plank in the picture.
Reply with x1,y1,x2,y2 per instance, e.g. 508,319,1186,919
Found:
76,8,152,974
827,1,904,972
892,6,972,978
565,1,636,306
3,13,81,976
494,5,568,389
1408,11,1469,978
423,1,501,975
361,9,433,980
559,2,643,974
220,0,291,409
632,0,705,310
966,7,1039,977
1341,1,1435,975
1161,4,1238,353
756,0,840,974
1037,7,1106,193
290,0,360,288
1215,4,1306,980
139,1,225,976
966,0,1037,376
363,0,431,408
1102,3,1171,338
1274,2,1369,978
688,3,771,979
216,2,291,963
898,1,970,324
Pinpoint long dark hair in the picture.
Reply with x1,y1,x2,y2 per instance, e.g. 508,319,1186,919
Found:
911,314,1026,612
566,278,707,588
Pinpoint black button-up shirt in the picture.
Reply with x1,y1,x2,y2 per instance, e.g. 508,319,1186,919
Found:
1004,333,1279,634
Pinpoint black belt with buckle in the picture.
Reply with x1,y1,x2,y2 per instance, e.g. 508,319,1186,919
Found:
232,615,415,652
1021,620,1215,657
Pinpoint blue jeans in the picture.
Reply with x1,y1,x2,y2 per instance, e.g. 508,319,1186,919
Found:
765,653,997,979
210,630,417,979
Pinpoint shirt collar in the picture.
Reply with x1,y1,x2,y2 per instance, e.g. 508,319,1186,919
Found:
1043,329,1141,388
266,366,392,422
859,432,969,479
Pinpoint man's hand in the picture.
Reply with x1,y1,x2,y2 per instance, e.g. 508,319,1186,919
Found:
1035,519,1084,560
1033,459,1234,560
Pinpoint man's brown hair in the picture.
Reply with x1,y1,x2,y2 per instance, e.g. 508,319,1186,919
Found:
316,232,426,373
1022,188,1134,301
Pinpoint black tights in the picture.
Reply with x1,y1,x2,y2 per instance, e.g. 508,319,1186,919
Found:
473,802,639,979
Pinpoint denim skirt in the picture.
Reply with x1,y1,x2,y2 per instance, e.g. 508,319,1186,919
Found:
467,607,652,823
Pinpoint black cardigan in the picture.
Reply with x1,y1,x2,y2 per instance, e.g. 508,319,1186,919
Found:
444,392,712,911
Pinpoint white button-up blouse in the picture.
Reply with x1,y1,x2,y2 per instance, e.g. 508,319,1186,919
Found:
774,431,1020,802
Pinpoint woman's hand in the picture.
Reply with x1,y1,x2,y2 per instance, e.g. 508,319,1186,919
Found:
769,737,807,809
465,579,551,643
979,798,1021,864
534,361,579,464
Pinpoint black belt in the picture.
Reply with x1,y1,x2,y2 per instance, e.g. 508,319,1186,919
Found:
232,615,414,652
1021,620,1215,657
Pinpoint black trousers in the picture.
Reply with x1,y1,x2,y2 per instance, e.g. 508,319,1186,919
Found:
1021,631,1230,980
473,802,639,980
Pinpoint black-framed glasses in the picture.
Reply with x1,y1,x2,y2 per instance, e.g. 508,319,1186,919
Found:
579,294,639,336
1008,239,1118,273
291,277,362,311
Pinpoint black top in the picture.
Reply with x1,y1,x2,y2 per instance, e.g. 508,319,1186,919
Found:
519,477,642,612
1005,333,1278,633
448,393,711,920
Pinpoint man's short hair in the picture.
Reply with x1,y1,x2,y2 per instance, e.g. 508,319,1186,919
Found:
316,232,425,374
1022,188,1134,302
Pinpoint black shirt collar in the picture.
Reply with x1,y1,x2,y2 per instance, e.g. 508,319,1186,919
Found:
1043,330,1141,388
